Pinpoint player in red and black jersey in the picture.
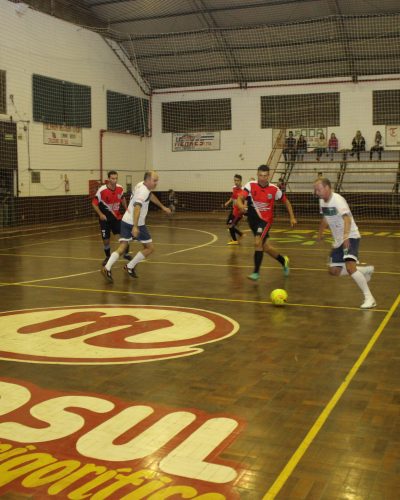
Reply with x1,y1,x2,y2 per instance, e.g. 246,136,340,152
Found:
237,164,297,280
224,174,245,245
92,170,131,266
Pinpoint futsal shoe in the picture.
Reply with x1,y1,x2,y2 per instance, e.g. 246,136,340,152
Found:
247,272,260,281
102,257,109,267
101,267,113,283
124,265,138,278
360,296,377,309
283,256,290,276
123,254,133,261
227,240,239,245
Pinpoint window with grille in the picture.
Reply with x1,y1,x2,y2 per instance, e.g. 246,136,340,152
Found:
261,93,340,128
162,99,231,133
373,90,400,124
32,74,91,127
107,91,149,135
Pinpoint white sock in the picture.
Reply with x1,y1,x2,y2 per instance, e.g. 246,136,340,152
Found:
351,270,373,298
127,251,145,269
105,251,119,271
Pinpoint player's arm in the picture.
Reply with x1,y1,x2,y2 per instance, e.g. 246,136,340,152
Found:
132,203,142,238
236,192,247,213
224,197,233,208
150,193,172,215
91,198,107,221
283,197,297,227
120,195,128,211
317,217,329,241
342,214,351,248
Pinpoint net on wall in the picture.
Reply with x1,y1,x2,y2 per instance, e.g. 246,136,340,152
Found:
1,0,400,230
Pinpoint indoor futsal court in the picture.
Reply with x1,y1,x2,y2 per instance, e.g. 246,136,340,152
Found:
0,215,399,499
1,0,400,499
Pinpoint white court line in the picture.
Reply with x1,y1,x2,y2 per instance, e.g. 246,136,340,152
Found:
11,270,98,285
3,226,218,285
154,226,218,256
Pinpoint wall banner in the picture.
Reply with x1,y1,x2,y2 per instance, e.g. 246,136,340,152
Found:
385,125,400,146
172,132,220,151
43,124,82,146
273,127,327,149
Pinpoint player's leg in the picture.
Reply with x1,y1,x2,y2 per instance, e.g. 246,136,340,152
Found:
330,241,376,308
100,220,111,266
226,211,238,243
102,222,131,282
112,220,132,261
125,225,153,278
344,240,376,308
247,218,265,280
232,215,243,239
264,240,290,276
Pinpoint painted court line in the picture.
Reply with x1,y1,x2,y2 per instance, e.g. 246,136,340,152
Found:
0,282,389,313
262,292,400,499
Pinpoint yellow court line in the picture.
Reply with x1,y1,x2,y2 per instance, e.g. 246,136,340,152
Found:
1,253,398,278
262,292,400,500
0,281,389,313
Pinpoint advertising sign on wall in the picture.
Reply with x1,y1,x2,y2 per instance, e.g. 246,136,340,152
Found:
43,124,82,146
385,125,400,146
172,132,220,151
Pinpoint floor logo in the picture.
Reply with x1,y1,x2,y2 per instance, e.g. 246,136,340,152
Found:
0,305,239,365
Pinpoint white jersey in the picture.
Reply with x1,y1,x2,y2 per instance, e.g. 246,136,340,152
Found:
319,192,360,248
122,181,151,226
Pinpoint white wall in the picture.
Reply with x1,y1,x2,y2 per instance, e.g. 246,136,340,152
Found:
1,0,399,196
0,0,151,196
151,78,400,191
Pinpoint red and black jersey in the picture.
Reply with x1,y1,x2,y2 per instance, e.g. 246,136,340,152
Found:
231,186,245,217
242,180,285,224
93,183,124,221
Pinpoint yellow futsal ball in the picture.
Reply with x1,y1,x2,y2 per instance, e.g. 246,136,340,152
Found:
270,288,288,306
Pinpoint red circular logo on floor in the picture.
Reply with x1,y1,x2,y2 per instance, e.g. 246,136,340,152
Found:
0,305,239,364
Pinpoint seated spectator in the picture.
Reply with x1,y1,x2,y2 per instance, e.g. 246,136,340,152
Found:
315,132,326,161
369,131,384,160
296,134,307,161
350,130,366,160
327,133,338,160
283,131,296,163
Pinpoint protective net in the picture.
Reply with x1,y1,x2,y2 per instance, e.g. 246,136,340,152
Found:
1,0,399,232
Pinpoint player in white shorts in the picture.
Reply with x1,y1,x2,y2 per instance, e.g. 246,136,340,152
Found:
101,171,171,283
314,177,376,309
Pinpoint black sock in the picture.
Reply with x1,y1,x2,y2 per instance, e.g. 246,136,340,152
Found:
104,247,111,258
235,227,243,237
276,254,285,266
229,227,237,241
254,251,263,273
124,245,130,256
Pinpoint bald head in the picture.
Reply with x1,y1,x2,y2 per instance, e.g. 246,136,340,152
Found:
144,170,159,190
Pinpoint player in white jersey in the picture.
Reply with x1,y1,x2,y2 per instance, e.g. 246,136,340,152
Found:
314,178,376,309
102,171,171,282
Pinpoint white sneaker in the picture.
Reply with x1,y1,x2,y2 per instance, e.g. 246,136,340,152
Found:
360,296,376,309
358,265,374,282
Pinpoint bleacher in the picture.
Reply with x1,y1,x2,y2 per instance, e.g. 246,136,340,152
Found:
272,150,400,194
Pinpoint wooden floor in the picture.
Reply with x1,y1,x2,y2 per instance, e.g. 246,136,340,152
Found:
0,214,399,500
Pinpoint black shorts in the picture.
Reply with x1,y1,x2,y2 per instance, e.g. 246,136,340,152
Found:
247,212,271,241
226,211,243,226
99,218,121,240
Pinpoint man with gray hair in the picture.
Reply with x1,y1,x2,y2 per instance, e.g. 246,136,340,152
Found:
102,171,171,282
314,177,376,309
